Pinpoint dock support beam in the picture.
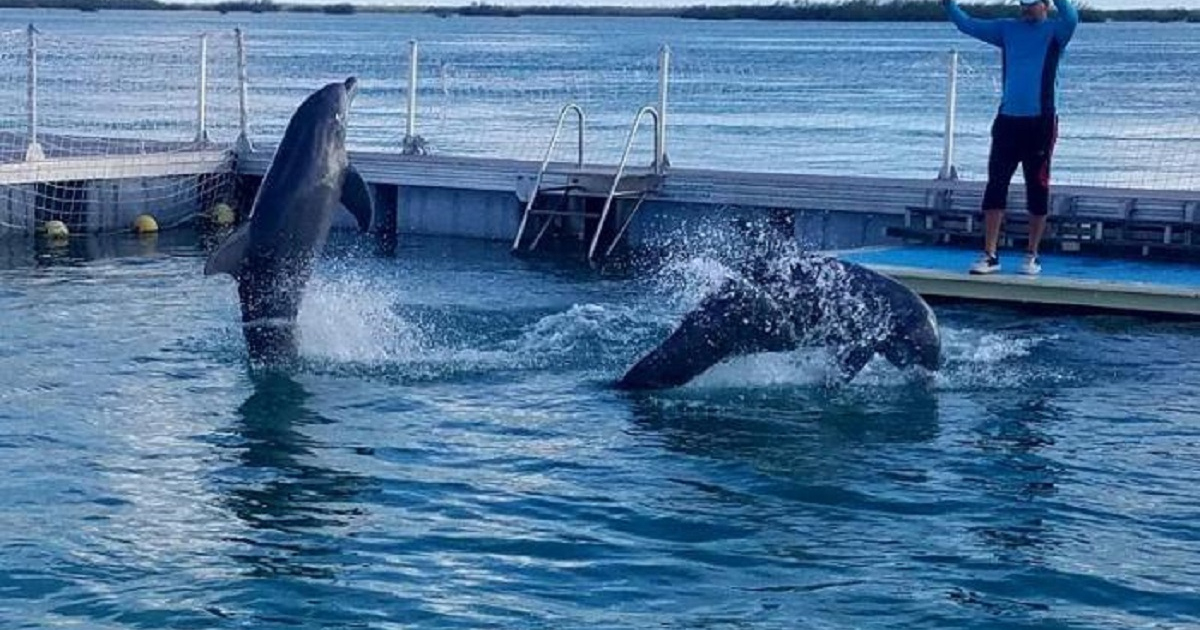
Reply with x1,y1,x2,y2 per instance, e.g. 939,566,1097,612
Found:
938,49,959,181
24,24,43,162
375,183,399,256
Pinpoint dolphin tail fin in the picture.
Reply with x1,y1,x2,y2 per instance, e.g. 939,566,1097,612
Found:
204,222,251,277
341,163,374,233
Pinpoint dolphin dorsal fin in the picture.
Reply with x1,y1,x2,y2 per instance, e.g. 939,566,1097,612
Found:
203,222,251,277
341,163,374,232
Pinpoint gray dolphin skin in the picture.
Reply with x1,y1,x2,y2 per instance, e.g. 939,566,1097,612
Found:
204,77,374,364
617,250,942,390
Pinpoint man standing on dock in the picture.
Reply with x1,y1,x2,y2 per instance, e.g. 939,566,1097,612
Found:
942,0,1079,276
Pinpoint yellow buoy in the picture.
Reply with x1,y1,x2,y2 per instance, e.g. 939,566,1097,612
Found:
132,214,159,234
209,203,236,227
43,220,69,240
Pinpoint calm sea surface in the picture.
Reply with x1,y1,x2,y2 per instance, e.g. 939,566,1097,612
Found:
1,228,1199,629
1,9,1199,630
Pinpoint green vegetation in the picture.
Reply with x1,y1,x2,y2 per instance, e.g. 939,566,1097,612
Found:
211,0,280,13
0,0,1194,23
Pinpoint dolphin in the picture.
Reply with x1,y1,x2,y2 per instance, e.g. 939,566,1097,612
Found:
617,247,941,390
204,77,374,364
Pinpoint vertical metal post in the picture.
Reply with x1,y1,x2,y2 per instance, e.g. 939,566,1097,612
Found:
406,40,418,140
195,33,209,144
234,28,254,154
24,24,43,162
402,39,425,155
656,44,671,174
939,48,959,180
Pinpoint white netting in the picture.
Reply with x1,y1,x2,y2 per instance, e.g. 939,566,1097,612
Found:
0,28,34,162
413,39,662,165
0,27,238,234
668,38,950,178
230,27,1195,192
239,33,664,167
955,47,1200,191
2,22,1195,237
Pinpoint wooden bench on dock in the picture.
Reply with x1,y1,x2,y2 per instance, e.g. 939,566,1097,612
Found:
887,184,1200,261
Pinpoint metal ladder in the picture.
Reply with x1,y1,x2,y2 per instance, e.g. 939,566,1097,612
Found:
588,106,661,263
512,104,663,264
511,103,587,255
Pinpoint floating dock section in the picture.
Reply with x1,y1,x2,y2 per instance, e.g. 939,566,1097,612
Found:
841,246,1200,318
232,149,1200,318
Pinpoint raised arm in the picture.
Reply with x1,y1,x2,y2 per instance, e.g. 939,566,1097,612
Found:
943,0,1004,47
1052,0,1080,44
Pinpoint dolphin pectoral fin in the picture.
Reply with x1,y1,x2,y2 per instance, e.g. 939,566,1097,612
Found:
341,163,374,233
833,345,875,384
203,222,251,277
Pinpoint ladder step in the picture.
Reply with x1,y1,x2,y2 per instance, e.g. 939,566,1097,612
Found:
537,185,584,195
528,209,603,218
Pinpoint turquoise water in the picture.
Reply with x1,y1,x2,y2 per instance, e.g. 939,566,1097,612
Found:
2,231,1200,628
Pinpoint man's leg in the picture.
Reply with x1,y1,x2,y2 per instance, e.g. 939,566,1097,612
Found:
973,117,1021,274
1020,115,1058,273
1027,214,1047,255
983,208,1005,258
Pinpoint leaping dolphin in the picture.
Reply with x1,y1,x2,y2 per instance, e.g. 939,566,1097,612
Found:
205,77,374,364
617,236,941,389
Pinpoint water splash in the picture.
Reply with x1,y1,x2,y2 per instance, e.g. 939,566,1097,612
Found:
297,275,429,365
933,327,1071,390
503,303,668,372
296,269,664,381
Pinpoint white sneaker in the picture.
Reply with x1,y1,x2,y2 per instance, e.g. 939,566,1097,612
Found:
969,253,1000,275
1019,253,1041,276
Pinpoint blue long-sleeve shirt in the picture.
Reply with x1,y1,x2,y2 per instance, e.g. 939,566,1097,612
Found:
946,0,1079,117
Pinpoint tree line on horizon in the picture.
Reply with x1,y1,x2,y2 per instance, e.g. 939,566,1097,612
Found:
0,0,1195,23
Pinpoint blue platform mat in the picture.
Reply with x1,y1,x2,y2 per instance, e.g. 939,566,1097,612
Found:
839,246,1200,290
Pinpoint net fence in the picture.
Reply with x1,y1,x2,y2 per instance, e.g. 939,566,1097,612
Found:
0,26,238,234
1,23,1195,235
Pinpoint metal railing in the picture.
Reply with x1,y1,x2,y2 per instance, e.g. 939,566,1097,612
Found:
589,105,661,262
511,102,587,253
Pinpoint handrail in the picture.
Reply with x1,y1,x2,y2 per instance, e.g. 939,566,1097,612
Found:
511,103,586,251
588,105,660,262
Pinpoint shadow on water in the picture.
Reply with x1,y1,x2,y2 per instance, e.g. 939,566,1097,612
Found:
967,392,1065,564
0,229,212,270
222,372,367,580
624,385,941,478
932,389,1078,622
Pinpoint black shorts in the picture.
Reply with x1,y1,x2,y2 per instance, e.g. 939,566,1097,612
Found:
982,114,1059,217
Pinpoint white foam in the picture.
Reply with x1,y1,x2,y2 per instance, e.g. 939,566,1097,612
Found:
506,303,665,369
933,327,1069,390
687,351,833,389
296,275,428,365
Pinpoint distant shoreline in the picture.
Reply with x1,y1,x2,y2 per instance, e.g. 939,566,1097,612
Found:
0,0,1196,24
